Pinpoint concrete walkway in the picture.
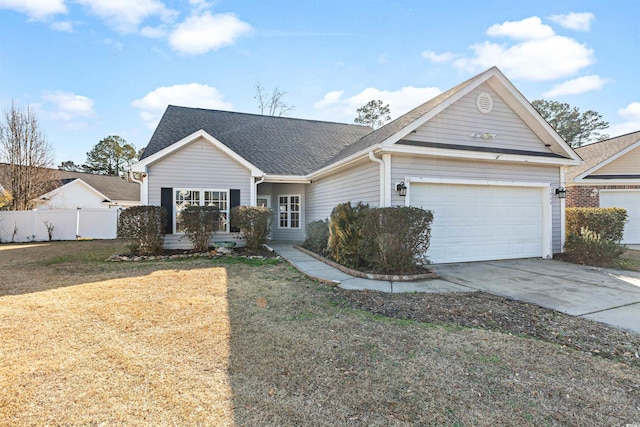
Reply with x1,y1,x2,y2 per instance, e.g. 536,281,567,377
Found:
268,242,640,335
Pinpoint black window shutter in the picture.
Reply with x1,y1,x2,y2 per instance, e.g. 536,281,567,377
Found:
160,187,174,234
230,189,241,232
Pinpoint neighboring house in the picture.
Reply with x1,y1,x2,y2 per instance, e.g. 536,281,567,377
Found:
565,130,640,244
0,164,141,210
132,67,581,264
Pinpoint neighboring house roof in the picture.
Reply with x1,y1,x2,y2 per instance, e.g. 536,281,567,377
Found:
140,107,372,175
54,170,140,202
566,130,640,183
0,163,140,203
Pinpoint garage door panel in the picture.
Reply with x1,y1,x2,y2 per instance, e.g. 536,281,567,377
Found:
413,183,544,263
600,191,640,244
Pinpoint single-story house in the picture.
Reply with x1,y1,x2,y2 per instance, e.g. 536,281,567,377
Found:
565,130,640,244
0,163,141,210
132,66,581,264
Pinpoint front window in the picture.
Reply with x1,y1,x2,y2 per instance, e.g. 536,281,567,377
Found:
278,194,300,228
175,189,228,233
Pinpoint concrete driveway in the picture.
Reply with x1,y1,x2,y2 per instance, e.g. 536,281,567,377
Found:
431,259,640,335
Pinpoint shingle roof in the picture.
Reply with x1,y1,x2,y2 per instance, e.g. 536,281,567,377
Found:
54,170,140,201
0,164,140,202
141,107,372,175
566,130,640,182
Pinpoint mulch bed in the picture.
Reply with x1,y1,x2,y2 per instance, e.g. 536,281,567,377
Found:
334,288,640,367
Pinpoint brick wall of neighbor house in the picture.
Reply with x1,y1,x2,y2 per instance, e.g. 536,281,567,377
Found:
567,185,640,207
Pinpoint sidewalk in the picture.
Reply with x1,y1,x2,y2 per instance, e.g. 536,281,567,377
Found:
267,241,472,294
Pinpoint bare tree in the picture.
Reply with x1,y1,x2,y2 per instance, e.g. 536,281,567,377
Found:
0,102,55,210
255,81,294,116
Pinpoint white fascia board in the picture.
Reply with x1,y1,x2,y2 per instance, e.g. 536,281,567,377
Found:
131,129,264,177
573,178,640,186
263,175,311,184
574,139,640,182
380,145,581,166
39,179,111,202
484,72,581,162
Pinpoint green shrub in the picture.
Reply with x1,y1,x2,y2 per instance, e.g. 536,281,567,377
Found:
564,227,626,267
230,206,272,250
327,202,369,268
118,206,166,255
360,206,433,273
180,205,220,252
304,219,329,254
566,207,627,241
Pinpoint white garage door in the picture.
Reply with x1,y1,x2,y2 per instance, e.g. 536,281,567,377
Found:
600,190,640,244
411,183,545,264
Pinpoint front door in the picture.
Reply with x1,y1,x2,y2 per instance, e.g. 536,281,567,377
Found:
257,196,272,239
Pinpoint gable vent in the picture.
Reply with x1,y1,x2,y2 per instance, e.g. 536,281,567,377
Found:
476,92,493,114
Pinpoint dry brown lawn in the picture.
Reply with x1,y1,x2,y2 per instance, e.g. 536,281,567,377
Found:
0,240,639,426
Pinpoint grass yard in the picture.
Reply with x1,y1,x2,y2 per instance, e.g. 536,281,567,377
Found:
0,241,639,426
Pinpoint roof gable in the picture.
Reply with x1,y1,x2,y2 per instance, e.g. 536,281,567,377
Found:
567,130,640,183
321,67,580,169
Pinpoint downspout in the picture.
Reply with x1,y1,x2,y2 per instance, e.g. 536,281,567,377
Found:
368,151,385,207
253,174,266,206
128,170,147,205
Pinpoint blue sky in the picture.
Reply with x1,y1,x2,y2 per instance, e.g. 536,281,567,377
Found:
0,0,638,165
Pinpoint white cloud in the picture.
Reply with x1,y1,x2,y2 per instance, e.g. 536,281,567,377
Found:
168,12,253,55
313,91,343,109
50,20,73,32
0,0,66,20
487,16,555,40
421,50,458,63
453,16,594,81
41,90,95,121
76,0,177,33
131,83,233,128
607,102,640,137
313,86,442,123
140,25,167,38
547,12,595,31
543,75,609,97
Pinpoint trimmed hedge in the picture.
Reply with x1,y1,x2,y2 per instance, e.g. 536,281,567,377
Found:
304,219,329,255
230,206,272,250
566,207,627,242
360,206,433,273
118,206,166,255
564,207,628,267
564,227,626,267
180,205,221,252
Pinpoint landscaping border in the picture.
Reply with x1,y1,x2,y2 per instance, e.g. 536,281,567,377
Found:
294,245,438,282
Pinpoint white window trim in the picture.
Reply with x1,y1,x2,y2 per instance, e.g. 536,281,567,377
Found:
174,188,230,234
277,194,301,229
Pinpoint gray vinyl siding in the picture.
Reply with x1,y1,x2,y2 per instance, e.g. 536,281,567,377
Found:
404,82,553,155
391,155,563,253
257,182,306,241
147,137,252,249
305,159,380,226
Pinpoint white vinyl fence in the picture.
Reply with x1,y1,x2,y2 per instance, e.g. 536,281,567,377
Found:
0,208,119,243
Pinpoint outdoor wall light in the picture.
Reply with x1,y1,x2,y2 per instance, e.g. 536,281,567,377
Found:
396,182,407,197
555,187,567,199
